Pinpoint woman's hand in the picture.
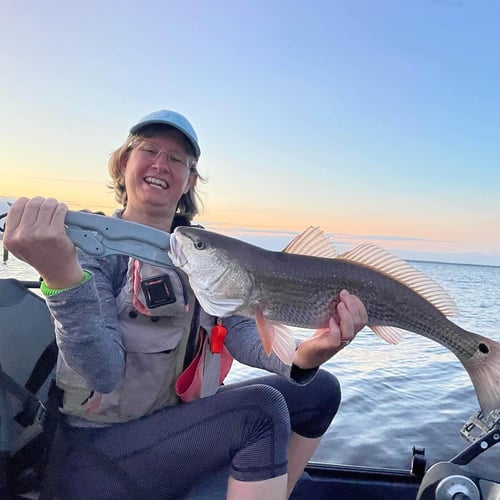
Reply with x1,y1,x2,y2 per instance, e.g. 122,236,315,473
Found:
293,290,368,370
3,197,84,289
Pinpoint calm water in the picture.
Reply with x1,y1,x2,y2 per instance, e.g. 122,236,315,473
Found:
1,245,499,479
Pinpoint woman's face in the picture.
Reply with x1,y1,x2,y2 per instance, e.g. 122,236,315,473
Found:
122,132,196,214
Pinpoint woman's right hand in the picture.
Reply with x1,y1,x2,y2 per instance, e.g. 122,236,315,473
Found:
3,197,85,289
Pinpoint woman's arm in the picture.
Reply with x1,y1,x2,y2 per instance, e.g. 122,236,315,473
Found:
223,315,291,375
47,252,127,393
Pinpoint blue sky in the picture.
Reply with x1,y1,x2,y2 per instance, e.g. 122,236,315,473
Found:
1,0,499,265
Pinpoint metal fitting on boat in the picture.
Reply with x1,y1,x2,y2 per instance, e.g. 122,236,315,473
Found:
435,474,479,500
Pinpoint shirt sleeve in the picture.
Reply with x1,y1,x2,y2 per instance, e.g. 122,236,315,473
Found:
46,251,127,393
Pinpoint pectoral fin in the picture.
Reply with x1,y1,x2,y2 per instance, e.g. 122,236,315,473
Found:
255,309,296,365
255,309,275,355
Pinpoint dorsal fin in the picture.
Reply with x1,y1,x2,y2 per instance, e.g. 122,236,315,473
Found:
283,226,337,258
338,243,459,317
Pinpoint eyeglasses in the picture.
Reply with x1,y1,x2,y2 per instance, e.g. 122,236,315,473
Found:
131,140,195,170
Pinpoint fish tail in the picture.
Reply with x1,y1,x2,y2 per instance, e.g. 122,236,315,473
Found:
461,334,500,414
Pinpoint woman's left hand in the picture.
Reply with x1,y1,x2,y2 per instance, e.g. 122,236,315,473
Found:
293,290,368,370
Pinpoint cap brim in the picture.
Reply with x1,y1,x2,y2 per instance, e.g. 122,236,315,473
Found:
130,120,201,159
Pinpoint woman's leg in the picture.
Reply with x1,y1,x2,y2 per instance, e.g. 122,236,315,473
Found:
221,369,341,496
227,474,287,500
56,384,291,499
286,434,321,496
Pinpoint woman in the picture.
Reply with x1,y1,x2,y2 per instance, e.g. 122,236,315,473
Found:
4,110,367,499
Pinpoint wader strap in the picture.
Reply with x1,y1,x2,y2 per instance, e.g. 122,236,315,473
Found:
15,340,57,427
183,299,202,370
200,346,222,398
0,338,57,428
25,340,58,394
0,369,47,426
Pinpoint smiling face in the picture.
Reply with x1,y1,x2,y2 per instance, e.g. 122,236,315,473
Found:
121,130,197,229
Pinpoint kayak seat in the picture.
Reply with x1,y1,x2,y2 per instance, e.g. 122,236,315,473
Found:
0,278,56,497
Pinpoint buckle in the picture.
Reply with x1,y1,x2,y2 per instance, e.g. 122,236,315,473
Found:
14,400,47,428
34,401,47,426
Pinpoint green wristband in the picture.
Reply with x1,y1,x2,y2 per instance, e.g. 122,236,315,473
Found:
40,270,91,296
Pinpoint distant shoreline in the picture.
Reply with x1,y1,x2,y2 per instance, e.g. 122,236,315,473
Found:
409,258,500,269
1,240,499,270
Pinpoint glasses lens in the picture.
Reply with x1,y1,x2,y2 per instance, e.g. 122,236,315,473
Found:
137,142,160,160
168,151,190,168
136,141,191,169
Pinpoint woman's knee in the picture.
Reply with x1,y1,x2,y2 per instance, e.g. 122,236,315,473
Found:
240,384,292,436
230,384,291,481
291,369,341,438
313,369,342,411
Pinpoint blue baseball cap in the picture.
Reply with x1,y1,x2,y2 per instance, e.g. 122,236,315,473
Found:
129,110,201,159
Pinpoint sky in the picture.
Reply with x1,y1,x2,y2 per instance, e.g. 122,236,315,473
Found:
1,0,499,265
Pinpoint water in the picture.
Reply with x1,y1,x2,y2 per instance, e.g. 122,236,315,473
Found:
2,246,499,479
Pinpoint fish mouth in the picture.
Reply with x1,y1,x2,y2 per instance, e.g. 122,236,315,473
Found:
168,233,187,267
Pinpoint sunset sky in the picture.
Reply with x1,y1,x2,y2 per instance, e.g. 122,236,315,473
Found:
1,0,499,265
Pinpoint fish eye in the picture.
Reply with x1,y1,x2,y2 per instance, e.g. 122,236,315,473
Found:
193,239,205,250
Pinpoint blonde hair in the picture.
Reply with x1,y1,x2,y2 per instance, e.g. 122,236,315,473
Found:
108,124,205,222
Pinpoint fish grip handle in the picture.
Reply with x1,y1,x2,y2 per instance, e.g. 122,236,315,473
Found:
0,205,173,267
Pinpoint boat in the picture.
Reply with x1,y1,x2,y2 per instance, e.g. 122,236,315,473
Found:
1,277,499,499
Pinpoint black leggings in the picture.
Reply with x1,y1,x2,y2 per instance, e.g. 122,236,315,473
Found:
55,369,341,499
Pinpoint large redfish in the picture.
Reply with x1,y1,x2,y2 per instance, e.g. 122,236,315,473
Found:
169,226,500,413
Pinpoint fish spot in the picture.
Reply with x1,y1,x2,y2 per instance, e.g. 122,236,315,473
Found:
478,343,489,354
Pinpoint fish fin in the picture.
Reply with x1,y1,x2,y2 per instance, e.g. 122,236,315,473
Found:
255,309,275,356
460,335,500,414
270,323,297,366
370,325,405,345
255,310,296,365
282,226,338,258
338,244,459,317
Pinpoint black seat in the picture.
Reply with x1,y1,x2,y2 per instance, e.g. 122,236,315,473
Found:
0,279,56,497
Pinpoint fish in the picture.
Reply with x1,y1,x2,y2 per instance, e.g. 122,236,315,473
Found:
169,225,500,414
